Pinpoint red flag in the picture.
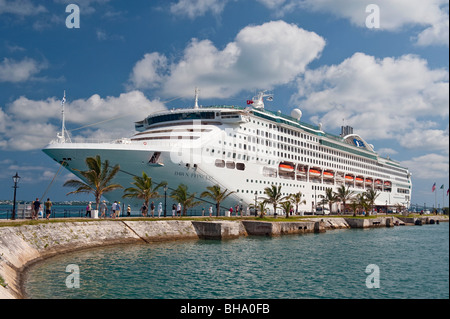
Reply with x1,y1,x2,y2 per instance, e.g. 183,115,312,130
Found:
432,183,436,192
447,188,449,196
246,100,253,105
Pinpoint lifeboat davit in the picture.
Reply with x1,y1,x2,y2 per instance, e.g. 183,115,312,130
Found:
297,166,307,175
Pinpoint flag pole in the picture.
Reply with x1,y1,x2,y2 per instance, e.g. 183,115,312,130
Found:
61,90,66,141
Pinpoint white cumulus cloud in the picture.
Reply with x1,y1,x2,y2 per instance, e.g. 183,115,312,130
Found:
0,90,166,151
170,0,228,19
0,57,47,83
292,52,449,149
129,20,326,98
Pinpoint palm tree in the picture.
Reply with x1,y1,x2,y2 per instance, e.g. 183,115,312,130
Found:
249,200,267,218
352,193,367,216
335,185,355,215
63,155,123,210
280,199,294,218
349,200,359,216
200,184,235,217
323,188,337,215
262,185,286,218
289,191,306,215
122,172,167,215
170,184,201,216
364,188,379,216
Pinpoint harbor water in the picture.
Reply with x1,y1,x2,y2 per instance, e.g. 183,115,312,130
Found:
24,223,448,299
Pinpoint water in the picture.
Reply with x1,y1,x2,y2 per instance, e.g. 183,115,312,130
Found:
24,223,449,299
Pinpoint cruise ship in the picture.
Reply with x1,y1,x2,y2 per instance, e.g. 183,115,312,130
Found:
43,90,412,214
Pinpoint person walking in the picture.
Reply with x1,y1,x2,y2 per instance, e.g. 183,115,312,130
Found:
209,205,213,217
111,201,118,218
100,200,107,218
86,202,92,218
177,202,181,217
158,202,162,218
141,202,148,217
172,203,176,217
150,201,155,217
116,202,122,218
32,198,40,220
44,198,52,219
127,205,131,217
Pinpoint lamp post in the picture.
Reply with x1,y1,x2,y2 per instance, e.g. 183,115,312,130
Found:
12,172,20,220
254,191,258,217
164,184,168,217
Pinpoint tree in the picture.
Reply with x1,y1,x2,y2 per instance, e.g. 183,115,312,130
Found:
63,155,123,210
364,188,379,215
280,200,294,218
262,185,286,218
249,200,267,218
335,185,355,215
200,184,235,217
323,188,337,215
122,172,167,215
289,191,306,215
352,193,367,216
170,184,201,216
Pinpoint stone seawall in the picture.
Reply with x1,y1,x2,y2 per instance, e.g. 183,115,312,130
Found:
0,216,447,299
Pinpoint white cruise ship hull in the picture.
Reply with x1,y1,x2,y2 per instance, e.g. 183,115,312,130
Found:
43,97,412,214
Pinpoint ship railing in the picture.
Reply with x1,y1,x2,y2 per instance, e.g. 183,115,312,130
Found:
49,137,134,144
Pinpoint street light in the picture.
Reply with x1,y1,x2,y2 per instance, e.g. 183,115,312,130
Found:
164,184,168,217
12,172,20,220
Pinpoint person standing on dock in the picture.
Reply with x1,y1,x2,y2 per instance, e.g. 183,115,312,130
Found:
172,203,176,217
177,202,181,217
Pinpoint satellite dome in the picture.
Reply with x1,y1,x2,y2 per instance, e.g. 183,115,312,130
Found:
291,109,302,121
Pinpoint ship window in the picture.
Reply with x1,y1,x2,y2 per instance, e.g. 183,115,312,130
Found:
226,161,236,169
215,159,225,168
236,163,245,171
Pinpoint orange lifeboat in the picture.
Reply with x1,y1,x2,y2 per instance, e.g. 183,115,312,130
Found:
384,181,391,187
309,169,321,177
355,177,364,184
323,171,334,179
365,178,373,185
345,175,354,181
279,163,294,172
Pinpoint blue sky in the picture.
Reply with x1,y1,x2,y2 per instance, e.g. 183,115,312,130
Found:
0,0,448,208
